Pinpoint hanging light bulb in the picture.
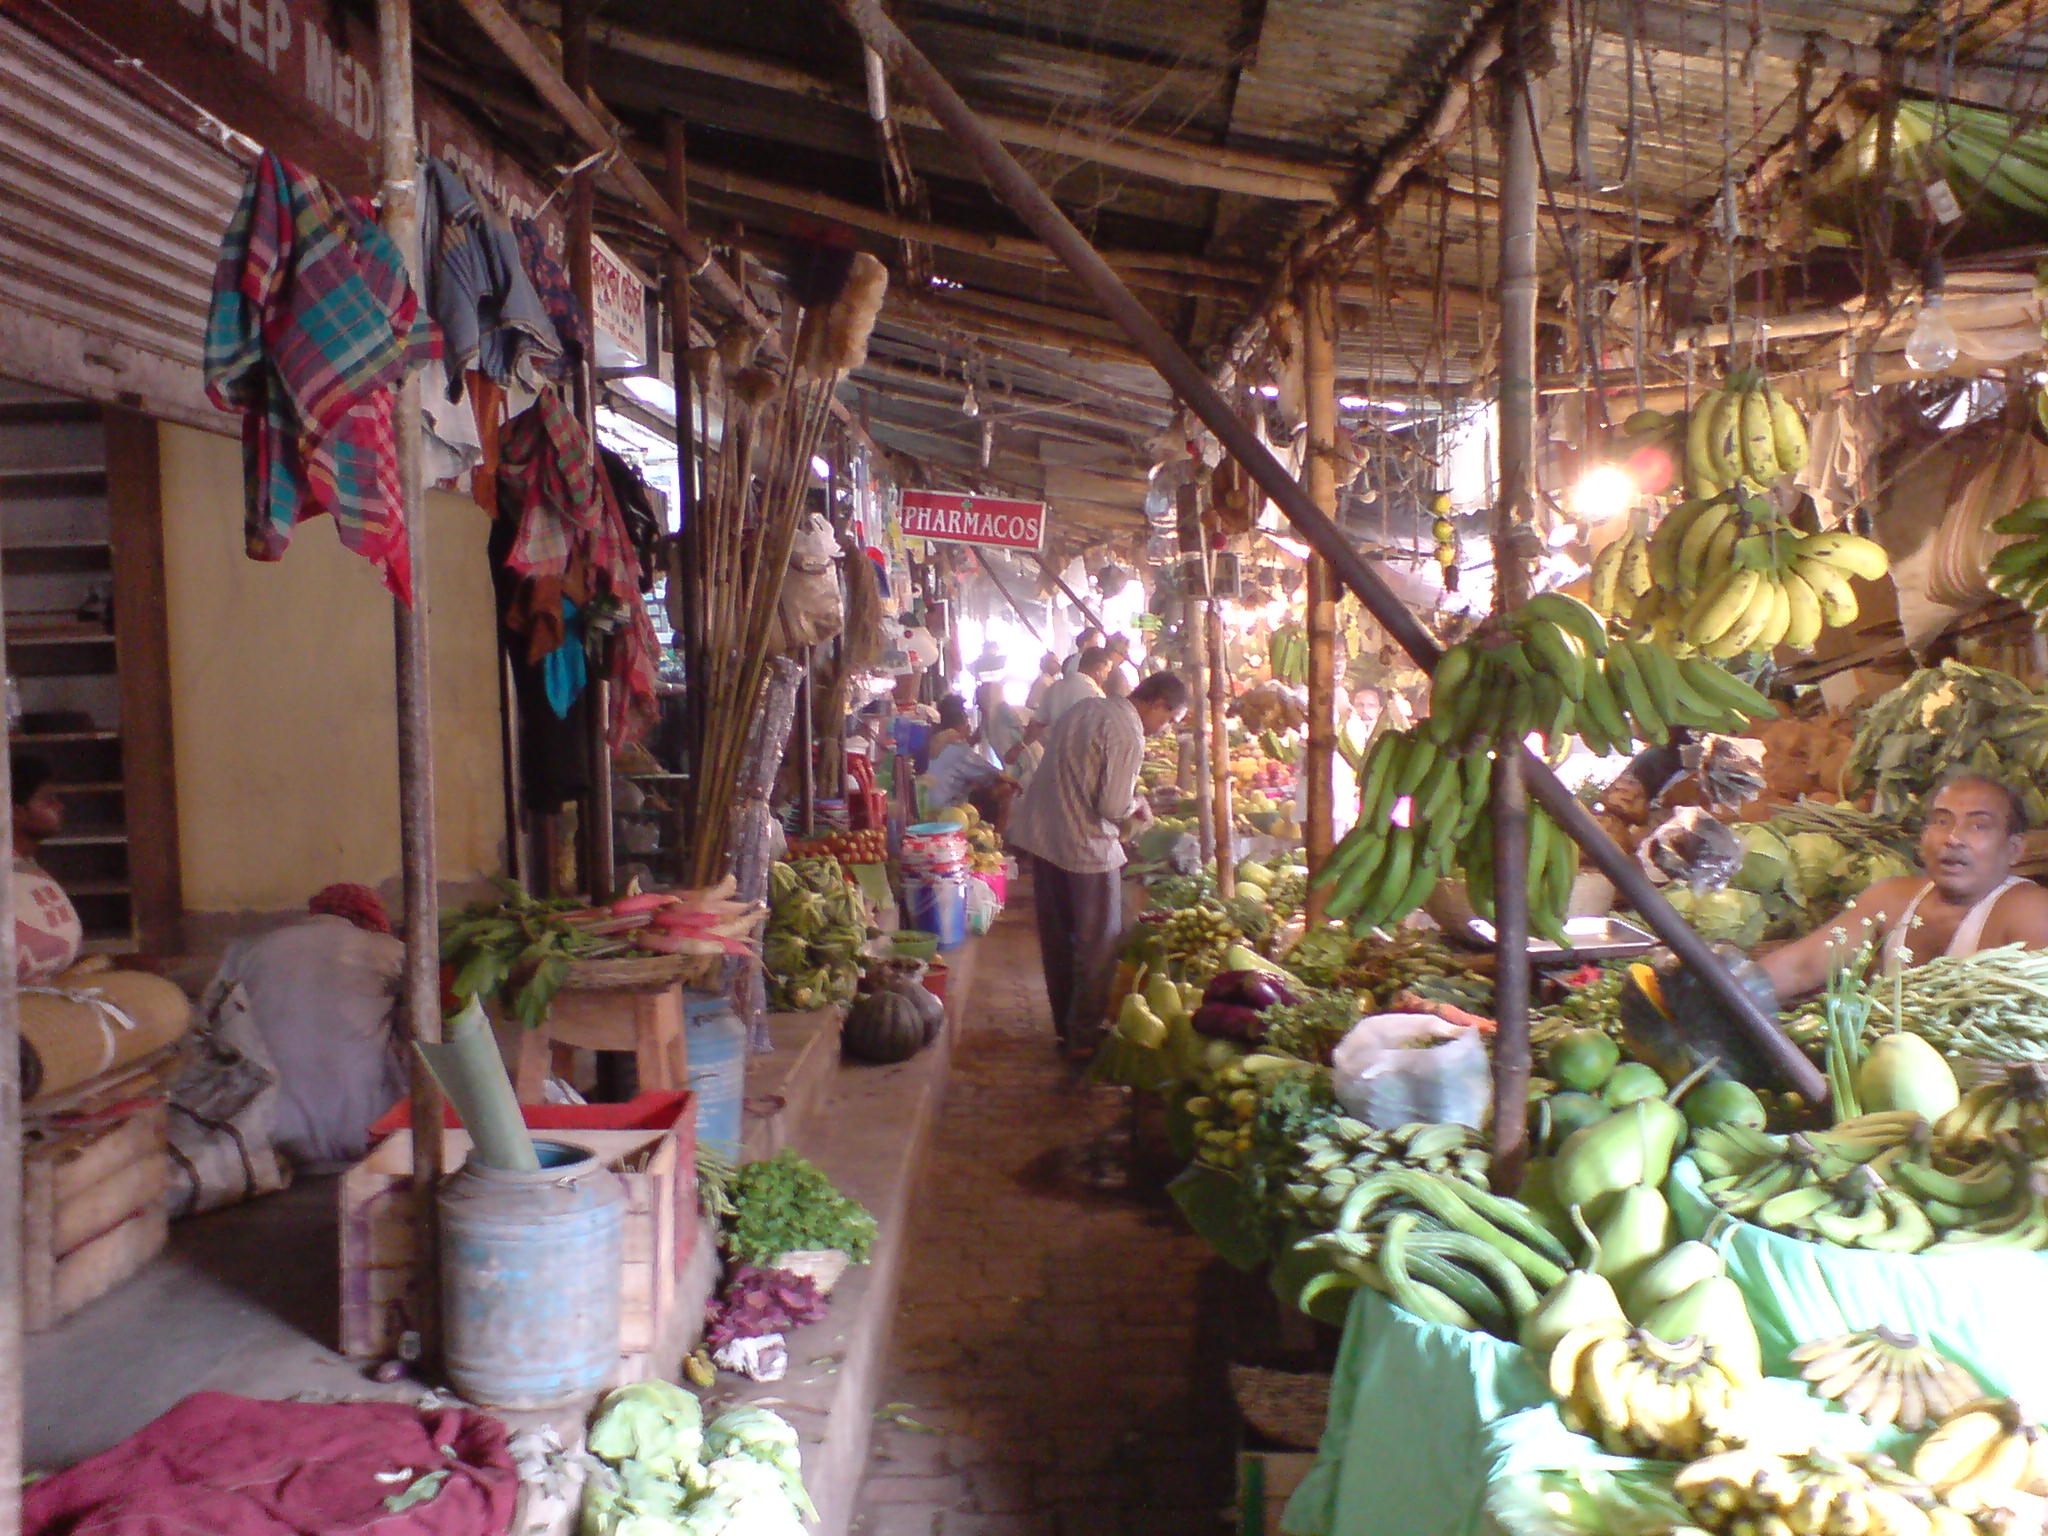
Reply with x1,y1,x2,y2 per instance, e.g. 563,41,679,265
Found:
961,377,980,418
1905,257,1959,374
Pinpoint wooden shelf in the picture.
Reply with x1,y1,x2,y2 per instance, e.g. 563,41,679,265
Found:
2,542,112,576
6,627,112,646
0,466,107,499
44,830,126,847
64,880,133,898
10,731,119,744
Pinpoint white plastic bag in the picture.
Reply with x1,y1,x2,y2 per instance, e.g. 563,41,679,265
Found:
773,514,844,650
964,876,1000,936
1331,1011,1490,1130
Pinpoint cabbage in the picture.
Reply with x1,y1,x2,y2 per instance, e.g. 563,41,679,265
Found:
1851,848,1915,888
1732,823,1791,894
588,1382,703,1481
1665,885,1767,948
1783,832,1852,901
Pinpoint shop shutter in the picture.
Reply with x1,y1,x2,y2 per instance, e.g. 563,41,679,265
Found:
0,15,245,432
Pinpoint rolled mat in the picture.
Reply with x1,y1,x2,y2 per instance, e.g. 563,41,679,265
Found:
22,971,192,1106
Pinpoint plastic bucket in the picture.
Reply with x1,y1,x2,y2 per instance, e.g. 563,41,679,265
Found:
683,992,747,1158
440,1139,624,1409
905,876,968,949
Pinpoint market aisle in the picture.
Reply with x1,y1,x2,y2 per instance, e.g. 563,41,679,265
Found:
849,893,1237,1536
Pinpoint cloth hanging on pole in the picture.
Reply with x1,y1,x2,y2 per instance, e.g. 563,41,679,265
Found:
204,150,435,603
419,158,562,399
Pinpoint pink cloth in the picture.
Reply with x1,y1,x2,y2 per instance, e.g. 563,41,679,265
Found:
25,1392,518,1536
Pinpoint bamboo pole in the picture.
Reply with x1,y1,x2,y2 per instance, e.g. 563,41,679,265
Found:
1301,276,1339,924
1488,41,1543,1191
0,611,19,1536
974,550,1045,643
828,0,1832,1106
663,116,699,874
1035,553,1106,634
1207,583,1235,900
376,0,446,1357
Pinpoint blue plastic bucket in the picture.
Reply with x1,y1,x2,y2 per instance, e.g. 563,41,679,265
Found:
683,992,747,1158
905,875,969,949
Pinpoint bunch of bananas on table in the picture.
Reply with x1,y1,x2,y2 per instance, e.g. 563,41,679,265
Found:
1690,1113,2048,1253
1155,902,1244,980
1630,499,1889,658
1288,1164,1571,1339
1185,1050,1304,1172
1914,1397,2048,1519
1550,1316,1753,1460
1789,1329,1983,1432
1270,1118,1489,1231
1673,1447,1972,1536
1988,498,2048,623
1939,1064,2048,1154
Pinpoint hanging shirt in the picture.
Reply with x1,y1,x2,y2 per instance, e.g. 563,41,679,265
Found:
419,159,559,398
204,151,435,602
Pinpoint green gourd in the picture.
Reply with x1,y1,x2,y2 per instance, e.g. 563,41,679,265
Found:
842,968,939,1063
1641,1273,1761,1383
1682,1077,1768,1131
1856,1033,1960,1120
1602,1062,1666,1108
1519,1207,1627,1359
1543,1092,1611,1153
1625,1239,1723,1319
1588,1185,1674,1295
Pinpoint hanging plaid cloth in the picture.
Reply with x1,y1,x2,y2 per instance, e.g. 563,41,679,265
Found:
204,151,436,602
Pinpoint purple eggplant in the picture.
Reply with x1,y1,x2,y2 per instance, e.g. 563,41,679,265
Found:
1191,1001,1268,1042
1203,969,1299,1011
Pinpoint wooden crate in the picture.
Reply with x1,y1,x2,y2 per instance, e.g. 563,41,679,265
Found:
23,1101,170,1331
340,1118,694,1382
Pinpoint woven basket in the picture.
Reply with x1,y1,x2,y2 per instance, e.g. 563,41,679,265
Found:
775,1248,851,1297
560,954,721,993
1228,1365,1332,1451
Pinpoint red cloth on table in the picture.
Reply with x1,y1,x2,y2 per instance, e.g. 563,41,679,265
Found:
24,1391,518,1536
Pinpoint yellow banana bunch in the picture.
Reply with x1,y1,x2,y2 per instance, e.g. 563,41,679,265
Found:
1550,1317,1748,1461
1430,490,1459,589
1588,525,1655,620
1936,1063,2048,1155
1913,1398,2048,1521
1987,497,2048,625
1685,371,1811,497
1675,1446,1970,1536
1642,497,1888,658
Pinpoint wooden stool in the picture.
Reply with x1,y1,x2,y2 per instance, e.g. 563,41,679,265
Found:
513,981,688,1103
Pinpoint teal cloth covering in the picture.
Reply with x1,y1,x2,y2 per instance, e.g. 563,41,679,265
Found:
1281,1289,1550,1536
1668,1155,2048,1395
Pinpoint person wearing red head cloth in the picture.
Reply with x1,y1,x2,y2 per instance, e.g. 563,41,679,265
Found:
206,882,406,1169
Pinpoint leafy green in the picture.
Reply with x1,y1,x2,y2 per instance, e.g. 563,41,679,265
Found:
587,1382,704,1481
726,1150,877,1265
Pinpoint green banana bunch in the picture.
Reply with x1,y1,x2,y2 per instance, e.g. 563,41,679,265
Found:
1268,623,1310,685
1684,370,1810,498
1287,1162,1571,1337
1273,1117,1490,1231
1315,727,1491,937
1987,496,2048,624
1690,1111,2048,1253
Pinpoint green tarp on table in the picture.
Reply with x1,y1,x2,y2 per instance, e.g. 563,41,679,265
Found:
1668,1156,2048,1397
1280,1288,1550,1536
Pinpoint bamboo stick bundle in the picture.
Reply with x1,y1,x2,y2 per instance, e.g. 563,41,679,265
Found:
680,254,888,885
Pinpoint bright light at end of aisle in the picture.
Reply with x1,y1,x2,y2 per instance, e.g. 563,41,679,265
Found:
1569,464,1636,526
810,455,832,479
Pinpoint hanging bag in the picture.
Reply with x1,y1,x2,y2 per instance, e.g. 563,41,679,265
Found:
773,514,845,650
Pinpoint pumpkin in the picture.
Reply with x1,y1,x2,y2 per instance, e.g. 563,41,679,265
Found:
843,963,941,1063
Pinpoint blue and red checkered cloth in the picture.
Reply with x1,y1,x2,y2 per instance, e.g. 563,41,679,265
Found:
205,151,436,603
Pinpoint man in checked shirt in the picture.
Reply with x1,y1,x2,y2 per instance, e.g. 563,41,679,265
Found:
1006,671,1191,1058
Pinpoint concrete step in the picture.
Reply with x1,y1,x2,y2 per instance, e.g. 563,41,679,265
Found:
742,1006,845,1162
713,1031,953,1536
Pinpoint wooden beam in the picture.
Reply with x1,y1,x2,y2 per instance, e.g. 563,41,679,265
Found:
525,3,1353,203
1301,276,1339,924
852,355,1163,427
1590,0,2048,111
872,326,1173,413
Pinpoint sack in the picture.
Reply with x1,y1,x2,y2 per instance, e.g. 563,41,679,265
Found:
773,513,844,650
1331,1012,1490,1130
164,979,292,1217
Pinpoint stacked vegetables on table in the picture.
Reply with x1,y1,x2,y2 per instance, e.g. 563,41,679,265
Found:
762,857,874,1011
1845,660,2048,824
785,829,887,865
582,1384,814,1536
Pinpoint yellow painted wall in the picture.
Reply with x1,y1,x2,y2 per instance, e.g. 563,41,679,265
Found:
158,422,506,914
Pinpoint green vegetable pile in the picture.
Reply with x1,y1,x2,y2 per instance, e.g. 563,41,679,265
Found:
763,858,873,1012
1845,659,2048,823
1260,990,1365,1065
1531,964,1629,1046
1694,808,1917,945
582,1383,813,1536
1279,925,1483,1004
726,1149,877,1266
440,877,628,1029
1786,943,2048,1062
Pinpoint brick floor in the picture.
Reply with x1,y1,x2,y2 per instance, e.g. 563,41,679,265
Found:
849,891,1237,1536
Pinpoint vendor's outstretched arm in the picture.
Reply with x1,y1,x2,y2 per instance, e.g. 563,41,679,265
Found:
1757,880,1915,1002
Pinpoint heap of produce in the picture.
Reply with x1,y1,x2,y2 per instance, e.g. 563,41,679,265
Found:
1317,590,1774,941
1682,805,1919,947
1786,947,2048,1063
762,857,873,1011
441,877,763,1028
582,1385,813,1536
1671,1447,1964,1536
724,1149,877,1267
1844,661,2048,824
785,828,887,865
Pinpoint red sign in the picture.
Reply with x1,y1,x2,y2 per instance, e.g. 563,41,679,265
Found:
898,491,1046,551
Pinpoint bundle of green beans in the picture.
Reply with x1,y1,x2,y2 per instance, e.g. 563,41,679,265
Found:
1786,945,2048,1063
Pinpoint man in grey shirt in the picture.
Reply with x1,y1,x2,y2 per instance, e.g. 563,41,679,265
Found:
1008,671,1191,1055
